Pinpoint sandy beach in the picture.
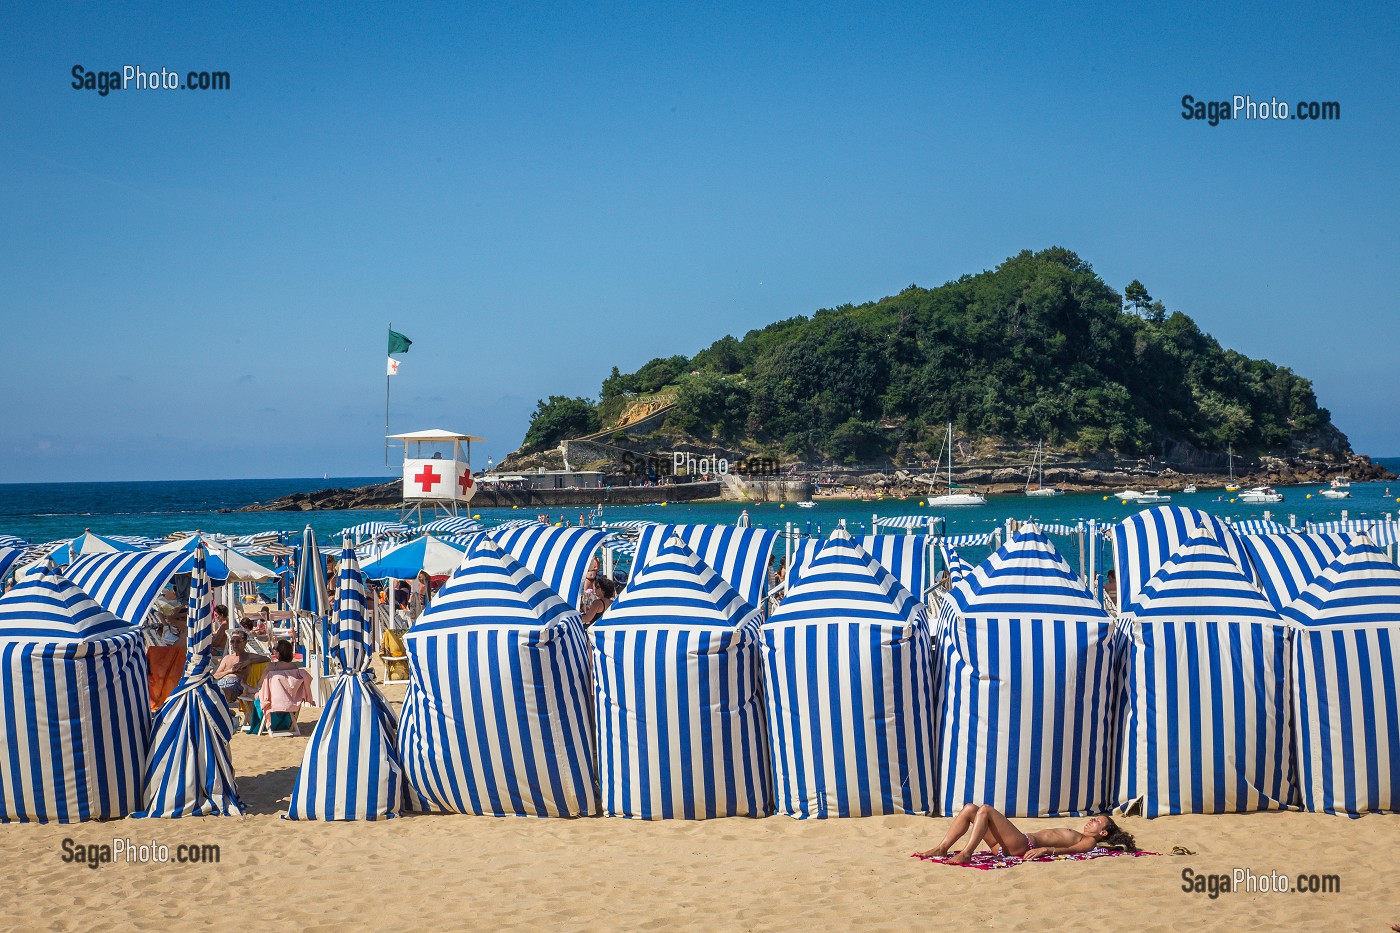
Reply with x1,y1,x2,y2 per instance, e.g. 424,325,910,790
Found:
1,669,1386,933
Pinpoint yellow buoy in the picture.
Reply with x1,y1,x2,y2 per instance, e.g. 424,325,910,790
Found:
918,501,925,506
1230,498,1236,503
1306,494,1312,499
512,504,518,509
661,502,667,506
779,503,785,508
1102,496,1109,501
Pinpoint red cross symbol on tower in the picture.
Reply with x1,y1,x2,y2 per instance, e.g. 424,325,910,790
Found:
413,465,441,492
458,469,473,494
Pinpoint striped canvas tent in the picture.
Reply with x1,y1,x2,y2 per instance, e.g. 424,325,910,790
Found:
0,563,151,822
1112,506,1256,615
787,534,930,598
287,539,403,820
1283,540,1400,815
137,547,244,817
940,532,998,548
418,516,484,535
0,546,26,582
488,524,608,608
762,530,935,818
1308,520,1399,548
593,537,770,819
1237,533,1356,611
1114,536,1294,817
66,550,201,628
1228,519,1294,537
633,524,778,611
398,535,596,817
936,527,1116,817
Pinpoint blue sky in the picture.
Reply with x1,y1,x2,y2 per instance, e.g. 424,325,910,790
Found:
2,2,1397,482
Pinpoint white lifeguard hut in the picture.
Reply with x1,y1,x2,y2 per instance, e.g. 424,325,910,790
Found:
388,429,483,523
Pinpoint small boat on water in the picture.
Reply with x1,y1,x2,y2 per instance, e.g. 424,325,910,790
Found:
1319,488,1351,499
1239,486,1283,504
1024,440,1064,497
1225,445,1240,492
926,423,987,507
1182,484,1197,494
795,500,815,509
1117,489,1145,500
1132,491,1172,505
1330,477,1352,490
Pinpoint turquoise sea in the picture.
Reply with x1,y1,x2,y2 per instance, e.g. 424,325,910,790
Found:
3,461,1398,553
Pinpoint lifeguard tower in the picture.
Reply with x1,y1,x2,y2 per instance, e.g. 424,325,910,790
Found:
388,429,483,523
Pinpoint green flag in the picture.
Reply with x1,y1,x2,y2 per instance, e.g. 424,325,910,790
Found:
388,329,413,355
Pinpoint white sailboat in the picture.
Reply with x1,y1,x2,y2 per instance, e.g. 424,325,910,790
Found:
1225,445,1240,492
1024,440,1063,497
927,423,987,507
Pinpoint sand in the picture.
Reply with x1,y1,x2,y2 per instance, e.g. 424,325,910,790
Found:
3,677,1391,932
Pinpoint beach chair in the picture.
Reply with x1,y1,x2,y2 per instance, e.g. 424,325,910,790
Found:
235,661,269,732
254,667,315,737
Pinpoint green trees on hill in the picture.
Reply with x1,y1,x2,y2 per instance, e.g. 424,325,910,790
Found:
521,248,1335,462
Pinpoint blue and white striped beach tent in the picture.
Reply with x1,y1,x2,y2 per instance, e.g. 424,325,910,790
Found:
288,539,403,820
1308,519,1399,548
1238,533,1357,612
789,534,931,600
593,537,770,819
1113,536,1294,817
0,563,151,822
1283,540,1400,815
398,535,596,818
418,516,484,535
1112,506,1256,615
65,549,191,629
762,530,935,818
936,526,1116,817
137,547,243,818
488,524,608,608
1228,519,1294,537
0,546,26,582
633,524,778,611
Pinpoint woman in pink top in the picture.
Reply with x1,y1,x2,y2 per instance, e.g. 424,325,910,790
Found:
254,640,314,734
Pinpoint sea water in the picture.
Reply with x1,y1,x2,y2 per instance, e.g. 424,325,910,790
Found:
3,463,1397,556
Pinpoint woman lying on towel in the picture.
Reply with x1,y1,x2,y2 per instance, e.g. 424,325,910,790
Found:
917,804,1137,863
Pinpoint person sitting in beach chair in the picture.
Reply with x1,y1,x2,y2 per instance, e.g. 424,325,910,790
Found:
917,804,1137,863
252,639,315,735
213,630,269,704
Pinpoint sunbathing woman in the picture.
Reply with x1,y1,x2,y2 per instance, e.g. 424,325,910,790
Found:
917,803,1137,863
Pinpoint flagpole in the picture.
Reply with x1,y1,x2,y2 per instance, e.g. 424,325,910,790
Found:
385,320,392,466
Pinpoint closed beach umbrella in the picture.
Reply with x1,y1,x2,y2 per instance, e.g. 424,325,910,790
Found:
136,546,244,817
287,538,403,820
292,525,329,664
